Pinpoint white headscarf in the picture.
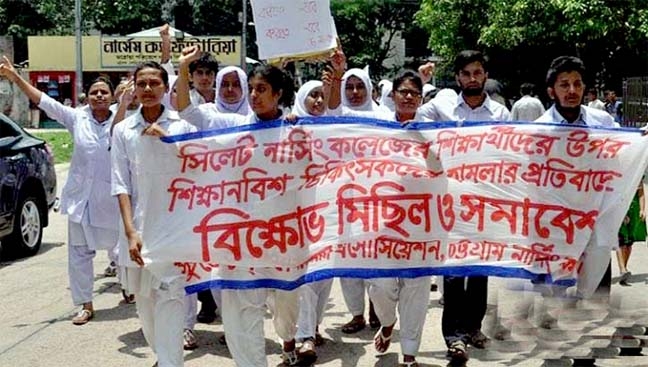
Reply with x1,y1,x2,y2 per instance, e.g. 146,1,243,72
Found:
341,68,375,111
293,80,323,117
378,80,394,112
215,66,250,115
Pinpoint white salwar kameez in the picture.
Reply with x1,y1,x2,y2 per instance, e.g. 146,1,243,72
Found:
38,94,119,306
368,277,432,356
111,108,196,367
179,103,300,367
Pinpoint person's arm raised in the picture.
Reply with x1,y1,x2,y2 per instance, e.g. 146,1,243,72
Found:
0,55,42,104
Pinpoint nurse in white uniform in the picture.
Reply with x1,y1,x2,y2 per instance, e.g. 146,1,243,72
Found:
0,56,119,325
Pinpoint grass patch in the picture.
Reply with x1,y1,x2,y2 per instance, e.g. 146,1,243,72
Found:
31,131,74,164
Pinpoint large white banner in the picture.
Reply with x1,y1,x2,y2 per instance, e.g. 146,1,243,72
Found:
134,117,648,293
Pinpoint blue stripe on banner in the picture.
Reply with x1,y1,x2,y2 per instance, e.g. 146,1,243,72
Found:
161,116,645,144
184,265,577,294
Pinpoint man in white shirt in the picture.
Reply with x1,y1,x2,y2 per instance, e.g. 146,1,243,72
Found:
419,50,510,364
511,83,545,121
418,51,510,124
586,88,606,111
533,55,615,334
188,52,218,106
536,56,614,127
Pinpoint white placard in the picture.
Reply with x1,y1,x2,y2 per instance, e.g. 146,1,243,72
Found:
251,0,337,60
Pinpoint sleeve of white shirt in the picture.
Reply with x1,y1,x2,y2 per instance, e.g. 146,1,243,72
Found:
417,100,440,121
500,107,512,121
178,103,243,131
111,123,132,197
161,60,176,76
37,93,78,132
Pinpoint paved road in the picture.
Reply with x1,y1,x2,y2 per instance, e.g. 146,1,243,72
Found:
0,163,647,367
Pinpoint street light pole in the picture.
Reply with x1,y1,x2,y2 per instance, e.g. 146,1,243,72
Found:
240,0,247,69
75,0,83,101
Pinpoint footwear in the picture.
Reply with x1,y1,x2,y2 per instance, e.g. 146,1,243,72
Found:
282,349,298,366
374,326,393,354
72,308,93,325
104,262,117,277
296,339,317,366
121,289,135,304
430,283,438,292
620,271,631,286
183,329,198,350
402,361,419,367
341,317,366,334
468,330,489,349
196,308,216,324
314,332,324,346
540,315,558,330
447,340,468,363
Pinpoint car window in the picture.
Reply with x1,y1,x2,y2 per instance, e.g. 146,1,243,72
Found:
0,114,20,138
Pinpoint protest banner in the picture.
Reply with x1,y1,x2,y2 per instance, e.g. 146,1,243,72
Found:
131,117,648,293
250,0,337,61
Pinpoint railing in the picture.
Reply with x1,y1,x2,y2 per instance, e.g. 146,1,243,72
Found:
623,77,648,128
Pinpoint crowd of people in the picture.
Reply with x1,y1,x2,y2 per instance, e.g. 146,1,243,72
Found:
0,22,643,367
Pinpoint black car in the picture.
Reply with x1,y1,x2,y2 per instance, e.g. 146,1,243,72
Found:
0,113,57,257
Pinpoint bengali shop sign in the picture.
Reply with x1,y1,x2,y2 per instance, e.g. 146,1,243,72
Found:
134,117,648,292
100,36,241,67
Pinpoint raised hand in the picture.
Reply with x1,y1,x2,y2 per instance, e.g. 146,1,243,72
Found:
179,46,201,68
0,55,18,82
418,62,435,84
159,23,170,39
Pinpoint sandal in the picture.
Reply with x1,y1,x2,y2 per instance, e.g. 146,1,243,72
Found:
447,340,468,363
72,308,93,325
341,317,366,334
183,329,198,350
121,289,135,304
282,349,298,366
374,326,393,354
297,339,318,366
468,330,489,349
402,361,419,367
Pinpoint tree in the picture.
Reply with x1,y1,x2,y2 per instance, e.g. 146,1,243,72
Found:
331,0,421,79
416,0,648,98
82,0,165,35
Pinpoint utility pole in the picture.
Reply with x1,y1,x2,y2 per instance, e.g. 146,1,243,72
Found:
241,0,247,69
74,0,83,100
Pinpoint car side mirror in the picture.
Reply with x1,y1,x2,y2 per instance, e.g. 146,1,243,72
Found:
0,136,21,152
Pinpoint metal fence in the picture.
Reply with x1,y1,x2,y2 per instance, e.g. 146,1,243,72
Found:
623,77,648,128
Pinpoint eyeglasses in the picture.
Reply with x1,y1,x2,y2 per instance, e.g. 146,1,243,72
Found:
394,89,421,98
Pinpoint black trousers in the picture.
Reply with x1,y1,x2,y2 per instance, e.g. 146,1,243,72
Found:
442,276,488,346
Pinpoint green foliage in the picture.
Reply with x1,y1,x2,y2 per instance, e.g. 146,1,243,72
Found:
82,0,165,35
416,0,648,96
331,0,421,78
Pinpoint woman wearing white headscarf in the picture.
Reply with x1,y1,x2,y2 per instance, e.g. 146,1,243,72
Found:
378,80,395,113
341,68,377,112
215,65,250,115
293,80,326,117
289,79,331,363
